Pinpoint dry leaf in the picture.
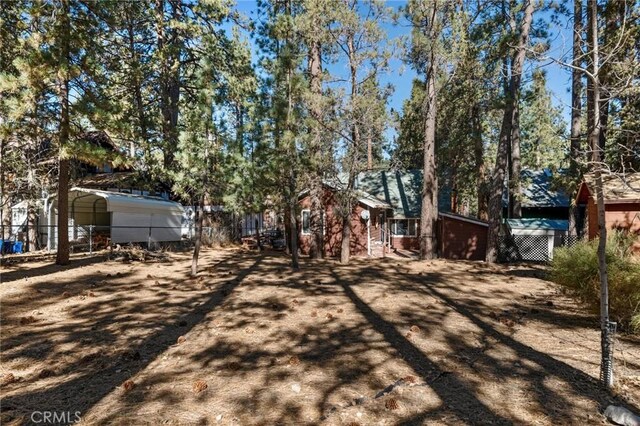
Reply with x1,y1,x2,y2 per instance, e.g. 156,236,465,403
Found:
193,380,208,393
20,316,37,325
385,398,399,410
38,369,55,379
288,356,300,366
1,373,17,386
403,375,417,384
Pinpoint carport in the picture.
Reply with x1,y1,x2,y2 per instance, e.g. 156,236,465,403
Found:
46,187,184,249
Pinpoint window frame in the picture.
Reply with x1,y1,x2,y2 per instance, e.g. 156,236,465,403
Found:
301,209,311,235
389,218,418,237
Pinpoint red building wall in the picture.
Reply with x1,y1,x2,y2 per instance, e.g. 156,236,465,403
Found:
586,198,640,253
438,214,488,260
390,235,420,250
298,189,370,257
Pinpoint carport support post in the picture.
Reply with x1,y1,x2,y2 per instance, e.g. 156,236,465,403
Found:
89,225,93,254
148,213,153,249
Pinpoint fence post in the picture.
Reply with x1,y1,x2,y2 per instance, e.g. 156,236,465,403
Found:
89,225,93,254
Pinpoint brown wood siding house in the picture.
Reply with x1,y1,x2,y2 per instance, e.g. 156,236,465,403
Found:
297,170,489,259
576,172,640,253
298,188,380,257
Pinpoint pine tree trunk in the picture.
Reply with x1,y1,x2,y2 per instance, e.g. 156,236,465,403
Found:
284,0,298,270
569,0,583,237
420,48,438,260
308,39,324,259
27,202,38,252
56,165,70,263
191,199,204,277
255,218,262,251
340,197,352,264
473,105,488,221
510,103,522,218
341,31,359,265
0,201,9,240
0,136,9,240
157,0,180,169
367,132,373,169
585,0,595,151
127,11,150,160
156,0,168,161
284,11,300,269
597,3,618,156
451,160,459,213
56,0,71,266
289,172,299,269
486,0,534,263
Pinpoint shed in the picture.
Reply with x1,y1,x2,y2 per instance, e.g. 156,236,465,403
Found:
10,201,29,236
437,212,488,260
46,187,184,249
504,218,569,261
576,173,640,241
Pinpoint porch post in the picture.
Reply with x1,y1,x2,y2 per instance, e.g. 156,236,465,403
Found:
367,209,371,257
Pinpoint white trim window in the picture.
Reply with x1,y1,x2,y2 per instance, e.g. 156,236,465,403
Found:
301,209,311,235
389,218,418,237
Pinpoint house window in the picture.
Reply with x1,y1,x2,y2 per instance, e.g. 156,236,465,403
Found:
390,219,418,237
301,210,311,234
409,219,417,236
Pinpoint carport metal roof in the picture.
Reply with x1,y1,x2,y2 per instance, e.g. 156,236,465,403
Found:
68,187,183,214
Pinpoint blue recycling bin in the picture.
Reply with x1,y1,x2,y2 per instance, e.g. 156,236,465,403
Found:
12,241,23,253
2,241,13,254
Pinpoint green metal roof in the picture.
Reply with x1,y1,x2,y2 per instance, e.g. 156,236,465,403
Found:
356,170,423,218
506,218,569,231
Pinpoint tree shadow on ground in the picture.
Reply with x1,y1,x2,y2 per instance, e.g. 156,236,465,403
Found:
0,254,114,284
331,267,514,425
0,252,262,424
392,265,640,423
2,252,638,425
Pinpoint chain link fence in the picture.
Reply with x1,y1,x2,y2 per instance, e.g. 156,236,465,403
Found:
0,224,240,256
498,234,581,263
0,222,287,259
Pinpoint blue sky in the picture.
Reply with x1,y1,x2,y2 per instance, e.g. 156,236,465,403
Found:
231,0,573,128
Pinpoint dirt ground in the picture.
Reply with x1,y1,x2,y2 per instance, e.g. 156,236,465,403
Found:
1,248,639,425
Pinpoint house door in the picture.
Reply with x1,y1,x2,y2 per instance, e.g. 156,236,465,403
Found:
379,211,386,242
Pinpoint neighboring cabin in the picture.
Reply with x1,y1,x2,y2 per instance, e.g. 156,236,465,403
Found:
297,168,576,260
298,170,421,257
513,169,570,220
298,170,488,259
576,172,640,252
